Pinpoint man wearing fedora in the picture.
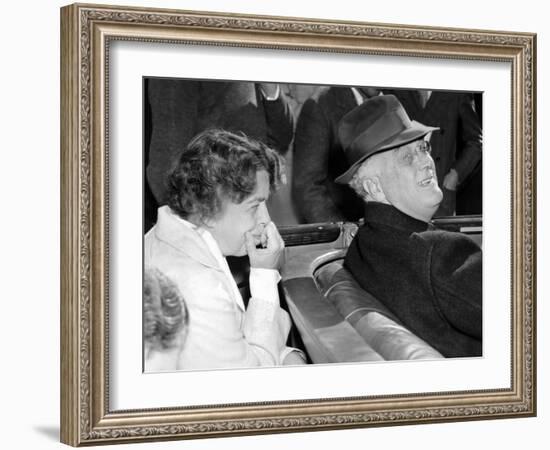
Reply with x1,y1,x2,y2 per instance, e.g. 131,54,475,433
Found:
338,95,482,358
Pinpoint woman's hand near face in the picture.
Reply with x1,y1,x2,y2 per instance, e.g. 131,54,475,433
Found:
245,222,285,270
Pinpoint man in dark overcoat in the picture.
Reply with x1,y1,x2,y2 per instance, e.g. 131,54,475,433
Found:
338,95,482,358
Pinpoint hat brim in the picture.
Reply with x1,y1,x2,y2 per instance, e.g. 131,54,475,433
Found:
335,121,439,185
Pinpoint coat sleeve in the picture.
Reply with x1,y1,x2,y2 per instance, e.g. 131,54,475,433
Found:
170,267,262,369
243,296,292,364
244,268,294,364
452,94,482,184
292,97,346,222
165,263,289,369
428,233,482,339
259,85,295,155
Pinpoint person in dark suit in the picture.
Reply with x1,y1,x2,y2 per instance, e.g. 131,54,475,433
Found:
292,86,379,223
385,89,482,216
337,95,482,358
146,79,295,207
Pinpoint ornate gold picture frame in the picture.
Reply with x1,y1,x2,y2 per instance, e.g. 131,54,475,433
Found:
60,2,536,446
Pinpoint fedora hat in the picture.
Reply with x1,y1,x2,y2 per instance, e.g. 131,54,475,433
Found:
335,94,439,184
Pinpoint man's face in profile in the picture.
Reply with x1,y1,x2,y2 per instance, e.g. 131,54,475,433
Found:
208,170,271,256
378,139,443,221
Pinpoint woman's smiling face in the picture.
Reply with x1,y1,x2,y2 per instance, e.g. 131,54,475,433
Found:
207,170,271,256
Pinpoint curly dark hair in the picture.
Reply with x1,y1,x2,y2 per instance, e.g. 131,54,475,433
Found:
166,129,285,223
143,267,188,351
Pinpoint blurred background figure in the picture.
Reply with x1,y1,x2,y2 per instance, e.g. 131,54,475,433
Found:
145,81,482,228
143,266,189,372
293,86,380,223
145,79,294,231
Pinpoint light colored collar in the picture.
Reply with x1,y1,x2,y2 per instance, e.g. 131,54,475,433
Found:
154,206,245,311
179,217,246,311
179,218,227,275
153,206,220,270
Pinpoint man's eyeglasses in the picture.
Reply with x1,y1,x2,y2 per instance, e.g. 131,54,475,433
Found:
397,139,432,166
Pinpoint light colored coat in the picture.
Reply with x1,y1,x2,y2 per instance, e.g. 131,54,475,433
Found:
144,206,292,370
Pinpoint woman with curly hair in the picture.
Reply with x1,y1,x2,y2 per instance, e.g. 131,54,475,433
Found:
143,267,189,371
144,129,305,370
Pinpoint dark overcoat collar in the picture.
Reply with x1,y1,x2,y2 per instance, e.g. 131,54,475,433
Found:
364,202,432,233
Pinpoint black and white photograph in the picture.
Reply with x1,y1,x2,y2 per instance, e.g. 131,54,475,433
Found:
56,1,538,447
143,78,483,372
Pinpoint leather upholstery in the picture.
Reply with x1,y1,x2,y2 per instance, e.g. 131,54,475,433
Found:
315,259,443,360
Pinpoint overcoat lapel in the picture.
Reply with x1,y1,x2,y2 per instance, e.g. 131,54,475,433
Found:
153,206,246,311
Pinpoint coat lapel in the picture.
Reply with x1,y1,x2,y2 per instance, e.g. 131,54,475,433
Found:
154,206,246,312
154,206,220,270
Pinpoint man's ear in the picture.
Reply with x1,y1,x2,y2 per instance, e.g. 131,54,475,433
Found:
362,176,387,203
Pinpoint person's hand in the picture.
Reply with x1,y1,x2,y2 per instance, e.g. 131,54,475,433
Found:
443,168,459,191
258,82,279,100
245,221,285,270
